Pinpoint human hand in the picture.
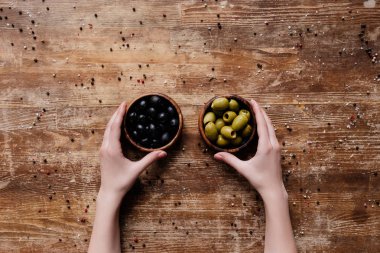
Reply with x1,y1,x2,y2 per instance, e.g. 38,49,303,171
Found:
214,100,286,201
99,102,167,202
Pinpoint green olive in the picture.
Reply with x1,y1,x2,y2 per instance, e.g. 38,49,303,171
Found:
204,122,218,142
213,109,224,117
220,126,237,139
203,111,216,125
215,118,225,132
211,97,229,111
222,111,237,123
241,124,253,138
231,136,243,146
239,109,250,120
229,99,240,112
232,115,248,131
216,134,230,147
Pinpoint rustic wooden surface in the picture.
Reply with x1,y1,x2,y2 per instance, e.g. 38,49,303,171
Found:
0,0,379,252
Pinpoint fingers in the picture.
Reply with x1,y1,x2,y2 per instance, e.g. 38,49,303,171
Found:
261,108,280,148
101,103,123,149
109,102,127,144
250,100,271,150
214,152,244,172
136,151,167,174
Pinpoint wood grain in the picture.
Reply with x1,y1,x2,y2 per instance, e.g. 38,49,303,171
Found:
0,0,379,252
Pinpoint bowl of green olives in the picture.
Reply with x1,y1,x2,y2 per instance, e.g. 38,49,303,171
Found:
198,95,256,153
124,93,183,152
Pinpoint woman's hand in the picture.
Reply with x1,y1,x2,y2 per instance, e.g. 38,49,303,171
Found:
214,100,296,253
214,100,285,200
98,101,167,202
89,102,167,253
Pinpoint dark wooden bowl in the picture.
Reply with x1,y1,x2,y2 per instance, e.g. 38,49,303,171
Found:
124,93,183,152
198,95,256,153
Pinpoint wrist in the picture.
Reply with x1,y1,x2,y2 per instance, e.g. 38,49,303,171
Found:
259,184,288,204
97,187,124,209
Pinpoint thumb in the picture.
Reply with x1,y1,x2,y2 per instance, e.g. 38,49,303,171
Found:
214,152,243,172
137,150,167,172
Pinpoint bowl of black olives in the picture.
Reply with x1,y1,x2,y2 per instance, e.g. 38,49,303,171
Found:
198,95,256,153
124,93,183,152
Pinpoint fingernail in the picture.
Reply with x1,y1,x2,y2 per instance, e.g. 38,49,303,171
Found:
158,151,167,158
214,154,222,160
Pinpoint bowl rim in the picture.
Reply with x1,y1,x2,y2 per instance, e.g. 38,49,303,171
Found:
198,95,256,153
124,93,183,152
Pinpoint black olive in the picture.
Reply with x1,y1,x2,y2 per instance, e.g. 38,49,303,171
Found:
128,111,137,124
128,111,137,119
158,123,166,132
167,106,175,115
169,118,179,129
147,107,156,118
149,95,161,105
150,139,159,148
140,138,149,147
136,124,144,134
138,114,147,123
157,112,168,123
148,123,158,137
161,132,171,145
131,130,138,138
138,99,147,110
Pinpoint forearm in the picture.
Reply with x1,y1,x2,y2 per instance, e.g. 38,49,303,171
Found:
88,189,122,253
261,186,297,253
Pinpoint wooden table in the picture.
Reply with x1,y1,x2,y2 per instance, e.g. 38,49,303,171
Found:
0,0,379,252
